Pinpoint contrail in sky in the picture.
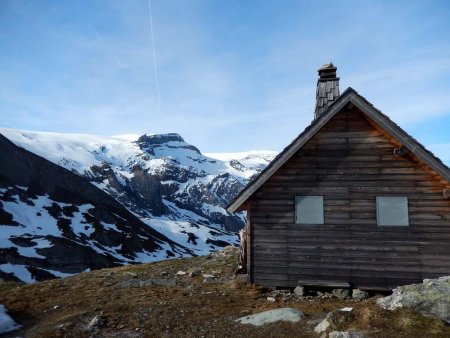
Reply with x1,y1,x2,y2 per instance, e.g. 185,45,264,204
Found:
147,0,161,114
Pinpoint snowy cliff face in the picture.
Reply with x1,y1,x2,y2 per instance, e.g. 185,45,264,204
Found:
0,128,276,282
0,134,194,282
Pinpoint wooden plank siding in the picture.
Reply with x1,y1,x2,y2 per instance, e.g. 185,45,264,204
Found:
249,108,450,290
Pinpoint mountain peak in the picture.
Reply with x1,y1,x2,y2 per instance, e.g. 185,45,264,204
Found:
137,133,203,155
137,133,185,145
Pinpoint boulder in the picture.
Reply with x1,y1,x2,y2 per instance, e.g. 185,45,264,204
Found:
315,318,332,333
188,268,202,277
332,289,351,299
377,276,450,322
352,289,369,300
294,286,304,296
139,279,177,287
317,291,332,298
314,308,354,333
86,315,107,331
236,307,304,326
123,271,138,278
202,274,216,283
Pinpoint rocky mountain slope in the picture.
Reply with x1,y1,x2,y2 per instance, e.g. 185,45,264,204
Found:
0,128,276,282
0,134,195,282
0,247,448,338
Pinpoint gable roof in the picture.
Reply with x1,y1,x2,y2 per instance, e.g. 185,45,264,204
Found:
227,87,450,212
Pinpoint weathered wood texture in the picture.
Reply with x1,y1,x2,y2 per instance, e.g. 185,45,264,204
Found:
249,108,450,290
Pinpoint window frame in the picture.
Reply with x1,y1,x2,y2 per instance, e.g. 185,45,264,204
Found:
295,195,324,225
376,196,409,227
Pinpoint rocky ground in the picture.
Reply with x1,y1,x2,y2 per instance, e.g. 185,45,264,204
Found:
0,247,449,338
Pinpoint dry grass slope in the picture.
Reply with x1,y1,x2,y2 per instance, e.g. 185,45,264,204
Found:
0,247,449,337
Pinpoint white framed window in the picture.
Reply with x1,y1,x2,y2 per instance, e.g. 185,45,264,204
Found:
295,196,324,224
376,197,409,226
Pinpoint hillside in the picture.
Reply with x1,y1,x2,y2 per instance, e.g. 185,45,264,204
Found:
0,134,193,282
0,247,449,338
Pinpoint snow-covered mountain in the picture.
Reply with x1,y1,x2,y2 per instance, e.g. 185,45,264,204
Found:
0,128,276,282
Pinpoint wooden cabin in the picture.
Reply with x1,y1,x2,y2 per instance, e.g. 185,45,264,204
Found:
228,64,450,290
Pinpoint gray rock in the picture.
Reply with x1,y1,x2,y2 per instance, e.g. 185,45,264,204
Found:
294,286,305,297
332,289,351,299
352,289,369,300
329,331,365,338
203,274,216,283
139,279,177,287
123,271,138,278
377,276,450,322
86,315,107,330
271,290,291,300
236,307,304,326
188,268,202,277
266,297,276,302
315,318,332,333
314,308,354,333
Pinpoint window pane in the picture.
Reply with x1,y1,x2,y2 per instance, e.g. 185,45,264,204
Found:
376,197,409,226
295,196,324,224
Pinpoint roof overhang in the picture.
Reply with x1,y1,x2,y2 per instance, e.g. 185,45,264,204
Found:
227,87,450,212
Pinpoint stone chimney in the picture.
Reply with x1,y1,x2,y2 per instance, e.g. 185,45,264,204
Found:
314,63,340,119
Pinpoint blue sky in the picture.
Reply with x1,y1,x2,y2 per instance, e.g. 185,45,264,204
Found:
1,0,450,162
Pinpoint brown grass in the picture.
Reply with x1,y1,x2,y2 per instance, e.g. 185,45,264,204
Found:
0,249,449,337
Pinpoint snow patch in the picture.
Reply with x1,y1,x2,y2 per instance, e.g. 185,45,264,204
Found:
0,305,21,334
0,263,35,283
70,204,95,237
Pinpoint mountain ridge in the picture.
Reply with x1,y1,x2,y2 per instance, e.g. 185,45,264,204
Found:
0,128,277,282
0,134,194,282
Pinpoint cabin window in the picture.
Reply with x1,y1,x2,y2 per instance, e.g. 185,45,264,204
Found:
295,196,324,224
376,197,409,226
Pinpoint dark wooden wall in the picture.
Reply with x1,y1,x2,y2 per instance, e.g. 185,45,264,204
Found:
249,108,450,290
